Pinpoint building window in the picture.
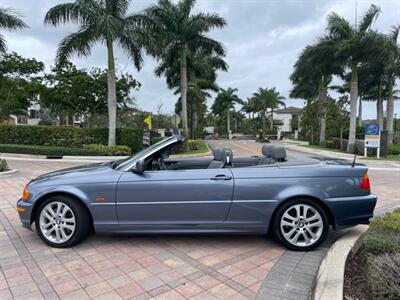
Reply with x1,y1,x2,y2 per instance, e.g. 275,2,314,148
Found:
29,109,39,119
17,116,28,124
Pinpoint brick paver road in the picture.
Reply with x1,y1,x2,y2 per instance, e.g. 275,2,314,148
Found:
0,159,284,300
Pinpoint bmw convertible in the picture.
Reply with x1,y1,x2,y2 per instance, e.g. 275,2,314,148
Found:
17,135,377,251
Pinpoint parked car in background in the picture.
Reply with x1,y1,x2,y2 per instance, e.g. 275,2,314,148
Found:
17,136,377,251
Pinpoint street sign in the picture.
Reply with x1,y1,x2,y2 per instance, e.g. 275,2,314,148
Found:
364,124,380,157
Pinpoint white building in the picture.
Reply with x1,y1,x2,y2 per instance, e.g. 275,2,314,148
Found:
269,106,303,138
8,102,40,125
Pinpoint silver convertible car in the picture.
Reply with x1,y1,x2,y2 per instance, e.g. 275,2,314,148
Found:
17,136,377,251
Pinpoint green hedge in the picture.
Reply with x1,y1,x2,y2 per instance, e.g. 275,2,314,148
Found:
82,144,131,156
0,125,143,153
0,144,105,156
387,144,400,156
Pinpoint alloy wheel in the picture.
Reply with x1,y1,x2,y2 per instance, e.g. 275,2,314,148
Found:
39,201,76,244
280,204,324,247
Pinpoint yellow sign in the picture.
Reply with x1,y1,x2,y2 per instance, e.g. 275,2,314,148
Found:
144,115,152,129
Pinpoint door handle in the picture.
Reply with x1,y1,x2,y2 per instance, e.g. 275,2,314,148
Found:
211,174,232,181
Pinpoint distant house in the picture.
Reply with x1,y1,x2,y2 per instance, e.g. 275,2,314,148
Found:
270,106,303,138
7,102,41,125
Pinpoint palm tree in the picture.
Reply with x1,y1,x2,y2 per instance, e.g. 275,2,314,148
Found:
0,7,28,52
326,4,382,153
290,38,341,146
145,0,226,138
385,25,399,138
44,0,147,145
211,87,242,139
267,87,286,131
251,88,271,137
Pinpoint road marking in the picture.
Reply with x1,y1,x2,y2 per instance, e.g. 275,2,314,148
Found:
369,167,400,171
230,141,260,155
390,163,400,167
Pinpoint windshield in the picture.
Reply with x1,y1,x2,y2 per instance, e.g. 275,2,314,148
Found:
113,136,177,170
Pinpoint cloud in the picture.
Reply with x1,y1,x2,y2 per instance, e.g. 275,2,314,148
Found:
1,0,399,118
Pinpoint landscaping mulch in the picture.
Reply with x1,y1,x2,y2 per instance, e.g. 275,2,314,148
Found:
344,248,370,300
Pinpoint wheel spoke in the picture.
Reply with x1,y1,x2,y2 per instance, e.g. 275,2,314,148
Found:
308,221,323,228
60,227,68,240
283,212,296,221
46,227,55,236
281,220,295,227
62,224,75,231
306,228,317,240
302,232,311,244
283,227,296,238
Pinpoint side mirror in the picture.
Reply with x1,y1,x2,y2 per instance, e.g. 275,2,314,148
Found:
133,160,145,174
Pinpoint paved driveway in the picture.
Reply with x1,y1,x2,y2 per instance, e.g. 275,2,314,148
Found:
0,159,284,300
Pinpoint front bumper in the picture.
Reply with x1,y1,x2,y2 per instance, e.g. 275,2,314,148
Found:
324,193,377,229
17,199,33,230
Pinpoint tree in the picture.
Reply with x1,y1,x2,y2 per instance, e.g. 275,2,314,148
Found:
44,0,147,145
326,4,382,153
145,0,226,138
252,87,285,137
385,25,399,139
40,64,140,126
0,52,44,122
0,7,28,52
290,38,341,146
211,87,242,139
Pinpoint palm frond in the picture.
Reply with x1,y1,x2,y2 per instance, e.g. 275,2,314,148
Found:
118,32,143,70
0,33,6,52
0,7,28,29
390,25,400,43
191,35,226,56
327,12,352,40
189,13,227,33
56,25,100,65
44,0,99,26
358,4,380,33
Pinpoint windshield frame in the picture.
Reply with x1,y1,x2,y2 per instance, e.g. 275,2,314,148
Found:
115,135,183,171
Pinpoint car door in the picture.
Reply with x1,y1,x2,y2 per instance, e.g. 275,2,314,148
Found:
116,168,234,225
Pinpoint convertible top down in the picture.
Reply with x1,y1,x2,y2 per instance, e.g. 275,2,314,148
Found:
17,135,377,251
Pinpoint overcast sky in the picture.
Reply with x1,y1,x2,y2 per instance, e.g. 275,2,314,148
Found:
2,0,400,118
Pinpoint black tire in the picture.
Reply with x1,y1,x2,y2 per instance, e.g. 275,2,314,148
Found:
35,195,91,248
271,198,329,251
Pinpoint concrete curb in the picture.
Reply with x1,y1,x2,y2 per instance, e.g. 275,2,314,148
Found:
312,225,368,300
0,169,19,177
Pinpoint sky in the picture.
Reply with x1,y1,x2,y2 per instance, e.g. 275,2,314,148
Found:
2,0,400,118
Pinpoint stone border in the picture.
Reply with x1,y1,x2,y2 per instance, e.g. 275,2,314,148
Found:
0,169,18,177
256,230,345,300
312,225,368,300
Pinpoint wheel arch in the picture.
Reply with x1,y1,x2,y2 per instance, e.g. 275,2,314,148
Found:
270,195,336,229
30,191,94,230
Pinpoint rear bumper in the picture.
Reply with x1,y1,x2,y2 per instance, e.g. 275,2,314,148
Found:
324,194,377,229
17,199,33,230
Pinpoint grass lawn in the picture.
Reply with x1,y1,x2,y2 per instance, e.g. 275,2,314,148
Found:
180,140,210,156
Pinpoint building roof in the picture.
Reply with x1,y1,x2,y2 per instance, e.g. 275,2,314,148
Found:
274,106,303,115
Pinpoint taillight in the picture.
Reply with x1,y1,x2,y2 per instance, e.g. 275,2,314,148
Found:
360,173,370,190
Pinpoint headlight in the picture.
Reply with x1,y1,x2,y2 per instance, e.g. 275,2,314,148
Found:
22,186,30,201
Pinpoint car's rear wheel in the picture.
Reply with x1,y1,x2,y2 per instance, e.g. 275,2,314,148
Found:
35,196,90,248
272,199,329,251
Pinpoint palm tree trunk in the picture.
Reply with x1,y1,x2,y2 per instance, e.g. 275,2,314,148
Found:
227,110,231,139
319,82,327,147
377,83,383,131
180,51,189,138
386,78,394,144
347,62,358,153
357,96,362,127
107,39,117,146
262,109,266,138
270,109,274,131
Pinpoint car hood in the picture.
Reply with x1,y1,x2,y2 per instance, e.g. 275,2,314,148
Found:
29,162,120,187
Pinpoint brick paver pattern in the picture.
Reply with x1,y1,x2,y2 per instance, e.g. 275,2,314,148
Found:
0,160,285,299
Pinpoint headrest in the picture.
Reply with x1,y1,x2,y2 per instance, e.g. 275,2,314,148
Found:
272,146,287,161
223,147,233,165
262,144,275,157
212,148,224,161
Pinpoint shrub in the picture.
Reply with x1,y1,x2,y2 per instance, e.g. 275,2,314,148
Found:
387,144,400,156
0,144,102,156
364,210,400,255
0,125,143,153
188,140,202,150
82,144,131,156
0,159,8,172
151,136,166,144
368,253,400,300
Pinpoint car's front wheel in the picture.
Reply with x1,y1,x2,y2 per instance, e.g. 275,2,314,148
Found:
35,196,91,248
272,199,329,251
